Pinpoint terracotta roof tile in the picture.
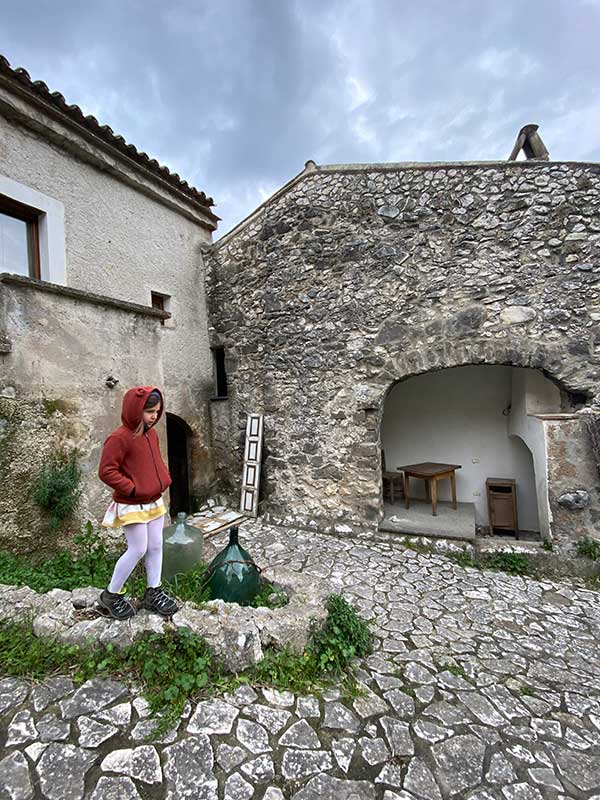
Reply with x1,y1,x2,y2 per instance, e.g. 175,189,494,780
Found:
0,55,218,219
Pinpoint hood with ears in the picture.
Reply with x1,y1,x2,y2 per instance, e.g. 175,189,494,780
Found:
120,386,164,431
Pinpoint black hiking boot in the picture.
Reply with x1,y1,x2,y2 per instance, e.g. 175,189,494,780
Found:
142,586,179,617
97,588,136,620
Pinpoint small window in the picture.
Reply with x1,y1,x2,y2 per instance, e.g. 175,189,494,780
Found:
151,291,171,325
212,346,228,398
0,194,41,279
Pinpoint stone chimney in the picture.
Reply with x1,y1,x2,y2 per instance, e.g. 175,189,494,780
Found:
508,124,550,161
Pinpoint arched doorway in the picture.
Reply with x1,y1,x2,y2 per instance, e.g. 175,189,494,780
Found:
166,413,192,517
380,365,564,538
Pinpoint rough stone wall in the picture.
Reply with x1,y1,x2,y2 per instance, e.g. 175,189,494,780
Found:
0,279,167,554
545,416,600,544
206,161,600,537
0,100,217,501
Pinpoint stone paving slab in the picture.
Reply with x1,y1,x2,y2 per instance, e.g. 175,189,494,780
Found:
1,519,600,799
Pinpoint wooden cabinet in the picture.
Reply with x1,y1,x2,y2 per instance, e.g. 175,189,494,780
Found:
486,478,519,538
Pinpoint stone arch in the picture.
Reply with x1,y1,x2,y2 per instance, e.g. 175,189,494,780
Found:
373,336,597,538
377,337,596,408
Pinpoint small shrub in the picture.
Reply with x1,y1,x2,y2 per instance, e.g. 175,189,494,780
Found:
576,537,600,561
166,564,212,605
542,540,554,552
0,620,81,679
445,548,532,576
519,684,535,697
448,549,477,568
309,594,373,677
482,552,531,576
250,582,288,609
0,522,114,592
32,449,81,531
73,521,110,584
251,646,320,694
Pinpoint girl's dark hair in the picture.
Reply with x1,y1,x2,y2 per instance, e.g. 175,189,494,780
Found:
145,390,162,409
134,390,162,437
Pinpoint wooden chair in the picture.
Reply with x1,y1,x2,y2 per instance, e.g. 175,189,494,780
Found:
382,449,403,504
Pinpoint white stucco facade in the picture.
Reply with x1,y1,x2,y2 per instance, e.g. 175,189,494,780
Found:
0,70,219,520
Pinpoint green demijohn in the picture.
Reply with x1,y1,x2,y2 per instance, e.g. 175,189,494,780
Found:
162,512,205,582
206,526,261,605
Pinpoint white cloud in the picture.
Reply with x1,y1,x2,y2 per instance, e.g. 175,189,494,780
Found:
346,74,372,110
477,47,538,79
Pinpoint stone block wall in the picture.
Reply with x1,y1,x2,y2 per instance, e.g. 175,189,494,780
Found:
545,416,600,543
206,160,600,540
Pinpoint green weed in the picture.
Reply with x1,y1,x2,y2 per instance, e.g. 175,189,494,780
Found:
576,537,600,561
250,582,288,609
440,662,470,680
447,549,477,568
309,594,373,677
483,552,531,576
0,536,283,610
0,526,113,593
401,537,435,554
0,619,80,679
31,449,81,531
445,549,531,576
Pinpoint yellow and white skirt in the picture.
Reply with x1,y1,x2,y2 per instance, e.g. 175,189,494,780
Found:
102,498,167,528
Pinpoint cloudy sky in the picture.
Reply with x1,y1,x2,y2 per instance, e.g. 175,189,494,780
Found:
2,0,599,234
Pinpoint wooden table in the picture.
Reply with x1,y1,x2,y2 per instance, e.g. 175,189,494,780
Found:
398,462,462,517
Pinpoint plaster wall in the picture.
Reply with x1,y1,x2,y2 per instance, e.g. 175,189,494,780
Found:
524,369,562,415
0,95,218,500
507,368,563,539
0,278,167,553
382,365,539,530
207,160,600,541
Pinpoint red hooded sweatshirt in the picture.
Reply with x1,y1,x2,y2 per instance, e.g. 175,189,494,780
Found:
98,386,172,504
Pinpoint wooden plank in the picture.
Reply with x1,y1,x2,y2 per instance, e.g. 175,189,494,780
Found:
189,510,246,538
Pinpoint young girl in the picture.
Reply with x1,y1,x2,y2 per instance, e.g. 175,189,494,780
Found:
97,386,178,620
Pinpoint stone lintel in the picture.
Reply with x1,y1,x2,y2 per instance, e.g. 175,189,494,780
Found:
532,414,579,420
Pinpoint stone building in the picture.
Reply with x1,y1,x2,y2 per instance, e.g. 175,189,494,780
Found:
206,158,600,545
0,56,218,552
1,53,598,552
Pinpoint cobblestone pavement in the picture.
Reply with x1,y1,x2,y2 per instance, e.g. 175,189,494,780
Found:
1,520,600,800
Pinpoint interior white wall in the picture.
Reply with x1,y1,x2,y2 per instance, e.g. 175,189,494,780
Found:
381,365,540,531
508,368,561,540
524,369,562,415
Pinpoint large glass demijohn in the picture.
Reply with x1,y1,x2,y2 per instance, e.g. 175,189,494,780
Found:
162,512,205,582
206,526,261,605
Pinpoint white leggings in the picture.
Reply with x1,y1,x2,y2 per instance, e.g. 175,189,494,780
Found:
108,515,165,593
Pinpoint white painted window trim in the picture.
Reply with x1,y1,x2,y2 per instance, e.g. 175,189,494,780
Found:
0,173,66,285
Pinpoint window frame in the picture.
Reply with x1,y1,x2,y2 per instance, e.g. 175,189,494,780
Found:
151,291,172,327
0,193,41,279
